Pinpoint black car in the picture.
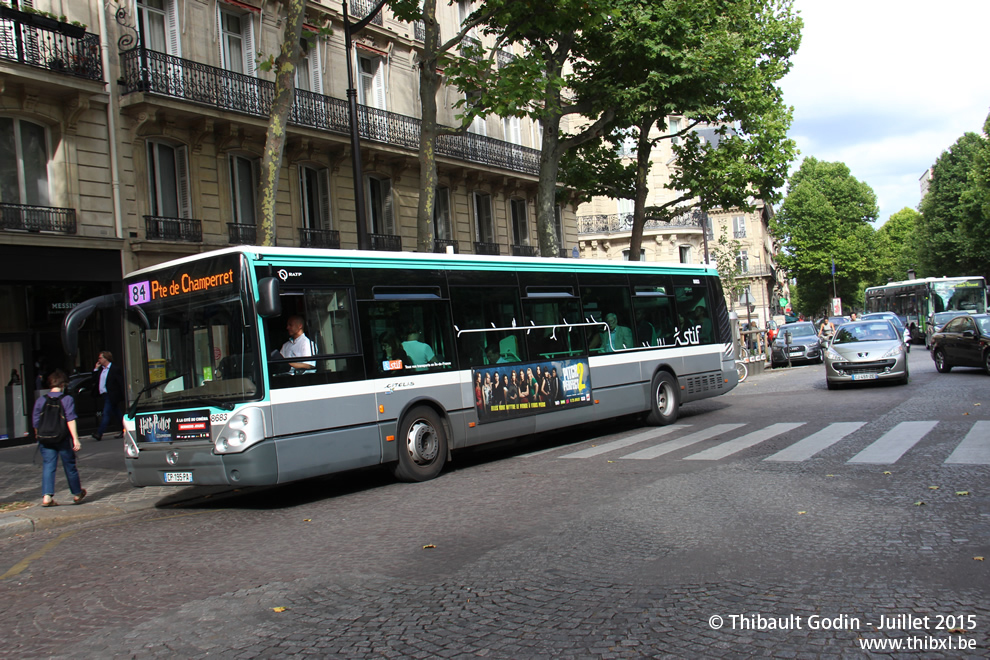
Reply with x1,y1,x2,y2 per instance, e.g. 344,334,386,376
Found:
65,371,118,435
925,311,967,349
929,313,990,374
770,322,823,367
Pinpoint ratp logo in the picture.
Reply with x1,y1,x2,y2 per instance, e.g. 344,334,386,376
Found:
276,269,302,281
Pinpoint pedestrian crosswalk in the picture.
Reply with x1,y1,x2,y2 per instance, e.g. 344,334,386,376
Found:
548,420,990,465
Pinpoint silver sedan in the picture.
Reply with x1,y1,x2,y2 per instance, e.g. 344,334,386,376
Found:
824,321,909,390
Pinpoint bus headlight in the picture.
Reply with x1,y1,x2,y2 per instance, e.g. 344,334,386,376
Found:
214,407,266,454
124,435,140,458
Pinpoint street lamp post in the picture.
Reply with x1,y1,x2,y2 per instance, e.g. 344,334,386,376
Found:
343,0,387,251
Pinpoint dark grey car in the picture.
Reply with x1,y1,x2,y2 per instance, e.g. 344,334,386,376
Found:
770,322,822,367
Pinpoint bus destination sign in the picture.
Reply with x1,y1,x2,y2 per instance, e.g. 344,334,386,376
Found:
128,268,234,306
473,357,592,424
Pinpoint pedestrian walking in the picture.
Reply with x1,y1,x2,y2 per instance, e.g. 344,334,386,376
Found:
32,369,86,507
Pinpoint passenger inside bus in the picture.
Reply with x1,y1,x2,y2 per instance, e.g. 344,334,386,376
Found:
272,314,316,374
402,329,436,366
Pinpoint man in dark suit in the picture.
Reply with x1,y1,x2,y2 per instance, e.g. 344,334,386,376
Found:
93,350,125,441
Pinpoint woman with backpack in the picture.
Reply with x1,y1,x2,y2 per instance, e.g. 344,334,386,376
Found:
32,369,86,507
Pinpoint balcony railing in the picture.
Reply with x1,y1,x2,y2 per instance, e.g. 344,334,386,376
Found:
433,238,458,253
144,215,202,242
733,230,747,238
474,241,500,256
0,11,102,81
119,48,540,176
228,222,256,245
511,244,538,257
370,233,401,252
300,227,340,249
577,210,705,235
0,202,76,234
349,0,383,26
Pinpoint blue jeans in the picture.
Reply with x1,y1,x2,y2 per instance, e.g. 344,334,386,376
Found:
96,395,122,437
41,442,82,497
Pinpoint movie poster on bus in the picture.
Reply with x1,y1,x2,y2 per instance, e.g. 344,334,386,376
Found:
472,357,593,424
136,410,212,442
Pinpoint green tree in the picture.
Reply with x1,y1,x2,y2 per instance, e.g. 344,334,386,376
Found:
709,224,746,306
873,207,921,285
563,0,801,261
958,112,990,282
917,132,983,277
772,157,878,316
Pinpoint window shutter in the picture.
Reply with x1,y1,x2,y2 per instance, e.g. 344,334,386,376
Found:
243,13,256,76
318,168,331,230
309,39,323,94
176,145,191,219
373,58,386,110
382,178,394,235
215,3,224,67
166,0,181,56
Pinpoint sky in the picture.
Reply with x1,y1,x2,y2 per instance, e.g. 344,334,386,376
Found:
778,0,990,226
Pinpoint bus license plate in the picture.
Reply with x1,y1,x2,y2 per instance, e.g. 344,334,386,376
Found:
851,373,878,381
164,471,193,483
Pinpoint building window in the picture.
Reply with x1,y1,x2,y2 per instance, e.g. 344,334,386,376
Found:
737,249,749,273
669,117,680,145
679,245,691,264
510,198,528,246
623,249,646,261
503,116,521,144
733,214,746,238
473,191,494,243
218,7,255,75
147,140,190,218
229,154,257,225
357,53,385,109
296,39,323,93
138,0,180,55
0,117,50,206
434,187,452,240
365,174,394,234
299,165,331,230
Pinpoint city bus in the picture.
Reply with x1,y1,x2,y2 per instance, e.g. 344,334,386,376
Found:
864,276,987,343
67,247,738,487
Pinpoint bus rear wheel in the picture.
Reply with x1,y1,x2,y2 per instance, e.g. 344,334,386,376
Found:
394,406,447,482
646,371,679,425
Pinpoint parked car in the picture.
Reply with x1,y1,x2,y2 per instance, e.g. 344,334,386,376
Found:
824,320,909,389
925,311,968,349
860,312,911,352
929,313,990,374
770,322,822,366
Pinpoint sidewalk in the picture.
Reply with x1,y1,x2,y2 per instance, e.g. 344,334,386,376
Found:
0,437,232,539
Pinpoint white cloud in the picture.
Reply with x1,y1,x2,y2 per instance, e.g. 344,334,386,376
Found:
779,0,990,223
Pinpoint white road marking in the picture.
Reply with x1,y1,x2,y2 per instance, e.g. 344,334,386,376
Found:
684,423,805,461
764,422,866,462
619,424,746,460
944,421,990,465
558,426,691,459
846,421,938,464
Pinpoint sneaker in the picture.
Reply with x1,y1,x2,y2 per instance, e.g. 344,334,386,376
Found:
73,489,87,504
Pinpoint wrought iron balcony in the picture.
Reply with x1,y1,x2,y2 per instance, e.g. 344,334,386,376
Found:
433,239,458,253
577,210,705,235
474,241,500,256
300,227,340,249
733,230,747,238
369,233,401,252
119,48,540,176
144,215,202,242
227,222,256,245
0,202,76,234
511,244,538,257
0,9,102,81
349,0,383,26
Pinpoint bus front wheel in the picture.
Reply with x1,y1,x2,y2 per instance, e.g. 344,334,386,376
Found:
394,406,447,482
646,371,679,426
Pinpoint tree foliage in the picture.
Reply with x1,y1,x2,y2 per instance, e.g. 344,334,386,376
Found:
772,157,878,316
917,131,984,278
872,207,921,285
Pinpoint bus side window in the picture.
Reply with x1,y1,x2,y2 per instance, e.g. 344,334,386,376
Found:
522,298,585,358
672,284,713,344
580,286,633,353
450,286,526,368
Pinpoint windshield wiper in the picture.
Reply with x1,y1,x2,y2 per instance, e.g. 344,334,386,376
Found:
128,373,185,418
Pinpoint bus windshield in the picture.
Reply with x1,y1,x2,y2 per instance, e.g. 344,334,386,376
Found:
932,279,986,314
124,255,261,414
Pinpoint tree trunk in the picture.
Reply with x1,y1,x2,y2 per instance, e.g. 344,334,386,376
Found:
535,115,562,258
256,0,305,247
628,114,658,261
415,0,441,253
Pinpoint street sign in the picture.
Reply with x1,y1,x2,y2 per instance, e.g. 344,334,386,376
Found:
831,297,842,316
